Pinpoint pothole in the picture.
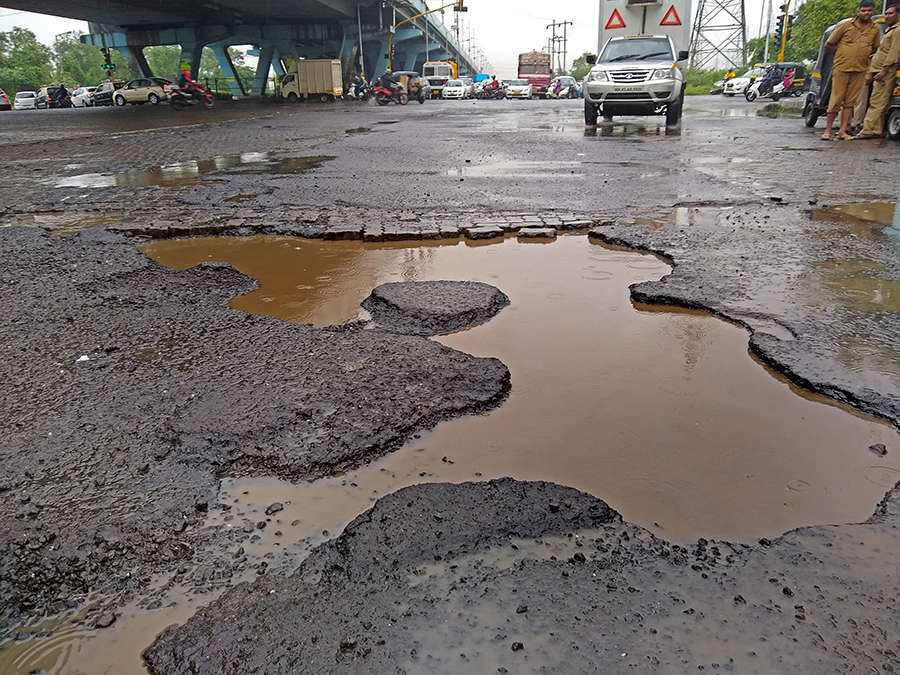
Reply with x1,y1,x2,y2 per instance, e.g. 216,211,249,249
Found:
142,234,897,543
812,201,896,228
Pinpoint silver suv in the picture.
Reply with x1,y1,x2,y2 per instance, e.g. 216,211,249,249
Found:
583,35,687,126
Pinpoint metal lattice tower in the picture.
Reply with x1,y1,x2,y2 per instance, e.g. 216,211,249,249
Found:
689,0,747,69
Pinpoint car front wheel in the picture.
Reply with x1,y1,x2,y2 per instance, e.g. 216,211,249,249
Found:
114,95,126,106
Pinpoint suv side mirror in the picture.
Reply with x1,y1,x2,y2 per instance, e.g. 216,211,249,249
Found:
586,54,597,65
677,50,689,61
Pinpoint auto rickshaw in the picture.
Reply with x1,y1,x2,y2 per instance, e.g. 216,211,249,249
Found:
390,71,427,104
885,70,900,140
804,15,887,128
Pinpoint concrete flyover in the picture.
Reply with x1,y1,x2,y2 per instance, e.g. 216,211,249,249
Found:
4,0,477,95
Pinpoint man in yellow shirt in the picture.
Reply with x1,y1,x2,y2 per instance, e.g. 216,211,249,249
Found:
822,0,881,140
854,1,900,138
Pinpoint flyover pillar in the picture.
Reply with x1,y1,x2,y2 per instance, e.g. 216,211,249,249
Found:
209,43,246,96
271,48,285,77
179,42,203,79
118,45,152,78
251,44,275,96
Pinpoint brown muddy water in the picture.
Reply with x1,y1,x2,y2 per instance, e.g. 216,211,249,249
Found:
3,233,897,675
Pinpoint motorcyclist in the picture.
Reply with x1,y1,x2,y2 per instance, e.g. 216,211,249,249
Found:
759,65,781,95
178,68,205,100
377,69,401,95
53,84,69,107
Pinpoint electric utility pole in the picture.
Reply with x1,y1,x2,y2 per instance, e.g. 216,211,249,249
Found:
546,20,558,72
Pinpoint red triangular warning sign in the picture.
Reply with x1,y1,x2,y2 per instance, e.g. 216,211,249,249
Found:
660,5,682,26
605,8,626,29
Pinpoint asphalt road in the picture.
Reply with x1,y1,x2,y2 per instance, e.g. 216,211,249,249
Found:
1,95,898,674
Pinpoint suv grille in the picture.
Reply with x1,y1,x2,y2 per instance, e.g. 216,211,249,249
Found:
610,70,650,84
604,92,652,100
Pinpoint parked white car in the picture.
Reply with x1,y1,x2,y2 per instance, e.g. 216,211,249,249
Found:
13,91,36,110
722,66,766,96
505,79,533,99
442,79,468,99
71,86,97,107
460,77,475,98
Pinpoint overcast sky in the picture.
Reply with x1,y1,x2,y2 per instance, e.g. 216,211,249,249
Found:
1,1,773,78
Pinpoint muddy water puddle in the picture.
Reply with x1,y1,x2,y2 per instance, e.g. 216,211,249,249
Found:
812,201,896,236
53,152,333,188
144,234,898,543
0,594,214,675
7,234,897,675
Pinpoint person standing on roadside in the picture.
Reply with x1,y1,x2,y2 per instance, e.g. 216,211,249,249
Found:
821,0,880,140
854,1,900,139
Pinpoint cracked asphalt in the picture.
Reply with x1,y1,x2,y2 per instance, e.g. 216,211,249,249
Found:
1,95,898,672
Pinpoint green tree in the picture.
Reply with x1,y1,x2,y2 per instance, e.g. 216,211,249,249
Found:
745,35,780,64
52,31,106,87
783,0,859,62
144,45,182,79
569,52,595,80
196,47,256,92
0,27,53,94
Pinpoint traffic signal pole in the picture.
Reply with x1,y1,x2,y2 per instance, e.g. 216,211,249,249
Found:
776,0,791,62
387,0,467,72
763,0,773,62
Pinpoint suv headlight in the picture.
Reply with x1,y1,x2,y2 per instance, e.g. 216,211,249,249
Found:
587,70,608,82
652,68,676,80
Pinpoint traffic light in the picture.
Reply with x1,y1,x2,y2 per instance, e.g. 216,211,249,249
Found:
785,15,796,42
774,7,787,44
101,63,116,70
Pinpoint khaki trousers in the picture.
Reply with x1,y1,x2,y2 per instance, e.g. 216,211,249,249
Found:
828,70,866,113
859,76,896,136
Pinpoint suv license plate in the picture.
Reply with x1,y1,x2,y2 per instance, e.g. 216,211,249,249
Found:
613,86,640,92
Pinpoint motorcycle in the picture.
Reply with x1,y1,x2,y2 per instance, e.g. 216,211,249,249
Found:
346,81,372,101
52,93,73,109
374,85,408,106
476,85,505,100
165,83,215,111
745,75,789,102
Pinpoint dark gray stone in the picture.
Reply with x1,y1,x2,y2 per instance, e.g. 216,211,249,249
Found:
143,477,900,675
362,281,510,336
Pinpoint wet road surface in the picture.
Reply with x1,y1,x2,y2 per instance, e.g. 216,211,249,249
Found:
1,96,898,673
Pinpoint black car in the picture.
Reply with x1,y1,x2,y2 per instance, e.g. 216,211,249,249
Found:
91,80,126,107
0,89,10,110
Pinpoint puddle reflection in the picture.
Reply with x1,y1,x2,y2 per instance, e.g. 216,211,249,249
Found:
53,153,333,188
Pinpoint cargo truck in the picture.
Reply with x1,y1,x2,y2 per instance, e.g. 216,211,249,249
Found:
518,51,552,98
583,0,692,126
280,59,343,102
423,61,458,98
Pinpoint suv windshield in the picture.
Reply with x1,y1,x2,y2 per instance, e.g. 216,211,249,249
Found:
600,38,672,63
16,92,35,98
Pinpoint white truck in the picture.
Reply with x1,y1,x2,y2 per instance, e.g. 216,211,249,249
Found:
280,59,343,102
584,0,692,126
